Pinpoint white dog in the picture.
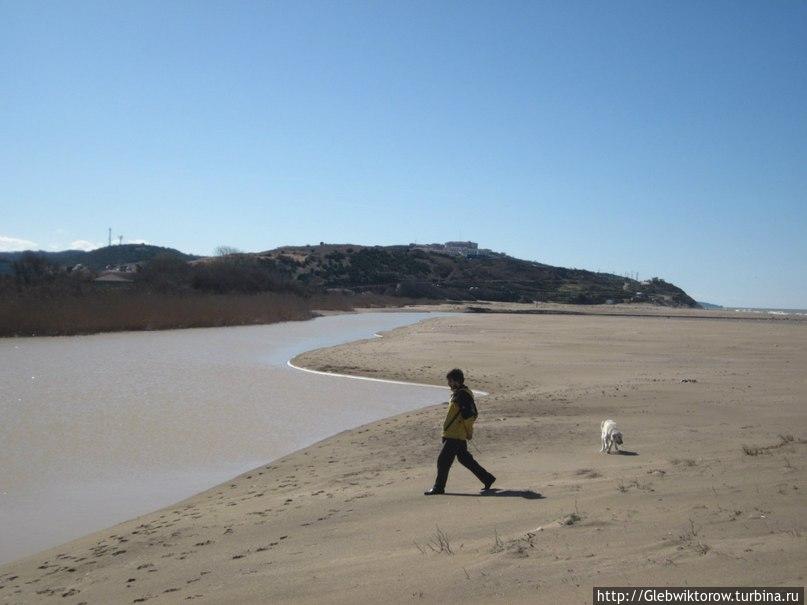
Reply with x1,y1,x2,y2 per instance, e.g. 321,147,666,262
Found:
600,419,623,454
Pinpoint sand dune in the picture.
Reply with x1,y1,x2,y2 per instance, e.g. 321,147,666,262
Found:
1,310,805,603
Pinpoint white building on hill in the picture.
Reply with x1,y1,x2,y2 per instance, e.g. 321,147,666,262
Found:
410,241,497,258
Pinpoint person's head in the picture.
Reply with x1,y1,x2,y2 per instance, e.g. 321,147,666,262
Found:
446,368,464,389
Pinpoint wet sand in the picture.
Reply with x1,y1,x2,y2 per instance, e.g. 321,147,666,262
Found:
1,310,805,603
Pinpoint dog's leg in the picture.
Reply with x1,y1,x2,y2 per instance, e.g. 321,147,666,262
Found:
600,436,606,453
606,438,612,454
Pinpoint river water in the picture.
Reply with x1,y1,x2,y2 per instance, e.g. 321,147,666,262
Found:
0,312,450,564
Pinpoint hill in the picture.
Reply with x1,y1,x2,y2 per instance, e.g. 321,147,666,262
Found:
697,301,724,310
1,242,697,307
0,244,197,273
249,244,697,307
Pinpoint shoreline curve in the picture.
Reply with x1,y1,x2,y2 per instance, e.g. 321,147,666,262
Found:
286,358,490,397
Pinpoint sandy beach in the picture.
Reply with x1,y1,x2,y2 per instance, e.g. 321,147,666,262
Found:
1,308,805,604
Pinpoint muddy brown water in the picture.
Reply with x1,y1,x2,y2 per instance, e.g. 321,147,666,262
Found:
0,312,451,564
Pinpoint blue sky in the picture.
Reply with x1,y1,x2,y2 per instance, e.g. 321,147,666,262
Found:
2,1,805,308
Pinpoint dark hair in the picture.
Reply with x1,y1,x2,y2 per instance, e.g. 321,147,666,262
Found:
446,368,464,384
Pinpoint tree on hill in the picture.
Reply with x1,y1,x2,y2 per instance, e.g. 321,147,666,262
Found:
13,252,57,286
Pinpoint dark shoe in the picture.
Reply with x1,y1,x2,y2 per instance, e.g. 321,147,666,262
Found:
482,476,496,491
424,487,445,496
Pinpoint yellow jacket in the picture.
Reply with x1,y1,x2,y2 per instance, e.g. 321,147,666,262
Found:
442,385,477,440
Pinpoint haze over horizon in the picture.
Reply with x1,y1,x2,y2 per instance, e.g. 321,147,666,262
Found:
2,2,805,309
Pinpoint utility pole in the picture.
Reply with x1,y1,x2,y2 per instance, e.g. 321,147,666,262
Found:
108,228,112,247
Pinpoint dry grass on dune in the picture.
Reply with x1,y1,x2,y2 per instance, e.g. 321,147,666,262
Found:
0,291,317,337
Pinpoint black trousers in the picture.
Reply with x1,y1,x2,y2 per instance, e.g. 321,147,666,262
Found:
433,437,493,490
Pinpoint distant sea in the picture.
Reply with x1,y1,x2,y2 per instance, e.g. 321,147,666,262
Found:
727,307,807,317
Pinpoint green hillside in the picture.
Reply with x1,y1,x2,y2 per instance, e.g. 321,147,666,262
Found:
1,242,697,307
254,244,698,307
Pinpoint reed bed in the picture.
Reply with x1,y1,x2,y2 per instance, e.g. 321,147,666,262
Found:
0,291,317,337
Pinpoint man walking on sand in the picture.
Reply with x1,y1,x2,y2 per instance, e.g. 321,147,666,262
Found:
425,369,496,495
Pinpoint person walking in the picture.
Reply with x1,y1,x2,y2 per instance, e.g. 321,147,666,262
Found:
424,368,496,495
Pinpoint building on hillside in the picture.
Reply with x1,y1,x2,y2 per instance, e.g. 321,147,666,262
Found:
444,241,479,256
409,241,500,258
93,272,134,287
104,262,144,273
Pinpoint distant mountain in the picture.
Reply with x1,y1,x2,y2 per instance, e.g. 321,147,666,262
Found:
697,301,724,310
248,244,698,307
0,244,198,273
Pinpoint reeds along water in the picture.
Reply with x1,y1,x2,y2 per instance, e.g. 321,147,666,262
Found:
0,291,314,337
0,290,423,337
